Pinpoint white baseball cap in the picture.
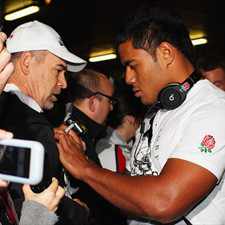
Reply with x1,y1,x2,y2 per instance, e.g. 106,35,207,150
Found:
6,20,87,72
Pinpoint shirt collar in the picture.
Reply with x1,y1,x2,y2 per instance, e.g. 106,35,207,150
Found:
4,84,43,113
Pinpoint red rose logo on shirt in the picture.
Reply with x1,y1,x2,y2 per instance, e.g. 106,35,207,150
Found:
199,135,216,153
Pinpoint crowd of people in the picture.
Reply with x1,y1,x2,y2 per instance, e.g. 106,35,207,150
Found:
1,3,225,225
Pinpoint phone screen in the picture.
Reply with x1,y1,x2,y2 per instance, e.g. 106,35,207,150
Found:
0,145,31,178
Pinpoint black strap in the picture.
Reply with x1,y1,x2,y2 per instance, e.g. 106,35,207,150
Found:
142,115,155,147
140,101,160,135
183,216,193,225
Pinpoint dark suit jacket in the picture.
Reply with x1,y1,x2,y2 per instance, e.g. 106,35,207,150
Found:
0,92,88,225
67,106,127,225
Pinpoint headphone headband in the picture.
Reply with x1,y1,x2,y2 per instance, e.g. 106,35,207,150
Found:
180,71,201,92
157,70,201,110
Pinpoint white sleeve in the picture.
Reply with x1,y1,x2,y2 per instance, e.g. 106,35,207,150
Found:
170,106,225,180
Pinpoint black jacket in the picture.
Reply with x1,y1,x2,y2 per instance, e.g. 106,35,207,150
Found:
0,92,88,225
65,106,127,225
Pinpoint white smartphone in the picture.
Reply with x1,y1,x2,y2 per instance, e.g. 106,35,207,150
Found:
0,138,44,185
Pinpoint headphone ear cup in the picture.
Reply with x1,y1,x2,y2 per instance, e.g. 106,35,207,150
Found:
158,84,186,110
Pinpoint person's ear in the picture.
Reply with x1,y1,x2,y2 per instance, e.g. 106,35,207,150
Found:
88,96,97,112
156,42,175,68
19,52,33,75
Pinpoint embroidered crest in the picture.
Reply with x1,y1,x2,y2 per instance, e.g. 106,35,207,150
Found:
198,135,216,153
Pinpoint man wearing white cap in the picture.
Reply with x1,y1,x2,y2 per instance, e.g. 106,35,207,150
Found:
6,20,86,110
0,21,88,225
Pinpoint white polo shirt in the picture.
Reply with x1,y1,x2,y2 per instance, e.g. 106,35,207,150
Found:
129,79,225,224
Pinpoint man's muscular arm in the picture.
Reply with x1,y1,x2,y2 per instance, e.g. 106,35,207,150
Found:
54,128,216,223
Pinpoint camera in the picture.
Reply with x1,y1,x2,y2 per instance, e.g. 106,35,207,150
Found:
0,138,44,185
64,113,88,138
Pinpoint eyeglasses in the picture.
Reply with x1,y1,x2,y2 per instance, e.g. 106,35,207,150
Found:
93,92,118,106
72,83,118,106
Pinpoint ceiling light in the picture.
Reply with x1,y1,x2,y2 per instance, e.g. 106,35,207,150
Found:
189,29,208,46
4,0,40,21
89,53,117,62
4,6,40,21
89,49,117,62
191,37,208,46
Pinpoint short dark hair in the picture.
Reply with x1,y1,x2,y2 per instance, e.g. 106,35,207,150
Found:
67,68,108,102
196,54,225,72
115,5,195,63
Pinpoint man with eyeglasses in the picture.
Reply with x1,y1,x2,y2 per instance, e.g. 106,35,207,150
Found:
61,68,127,225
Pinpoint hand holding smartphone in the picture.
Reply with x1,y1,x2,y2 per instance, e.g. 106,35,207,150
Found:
0,138,44,185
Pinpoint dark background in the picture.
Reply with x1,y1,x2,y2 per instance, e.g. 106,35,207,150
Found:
1,0,225,77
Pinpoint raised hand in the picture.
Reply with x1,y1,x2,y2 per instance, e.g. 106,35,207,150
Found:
22,177,65,212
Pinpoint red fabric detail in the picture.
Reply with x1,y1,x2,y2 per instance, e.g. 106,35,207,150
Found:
0,190,18,225
116,146,126,173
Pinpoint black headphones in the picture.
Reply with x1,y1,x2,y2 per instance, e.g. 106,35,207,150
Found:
141,70,201,133
157,71,201,110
